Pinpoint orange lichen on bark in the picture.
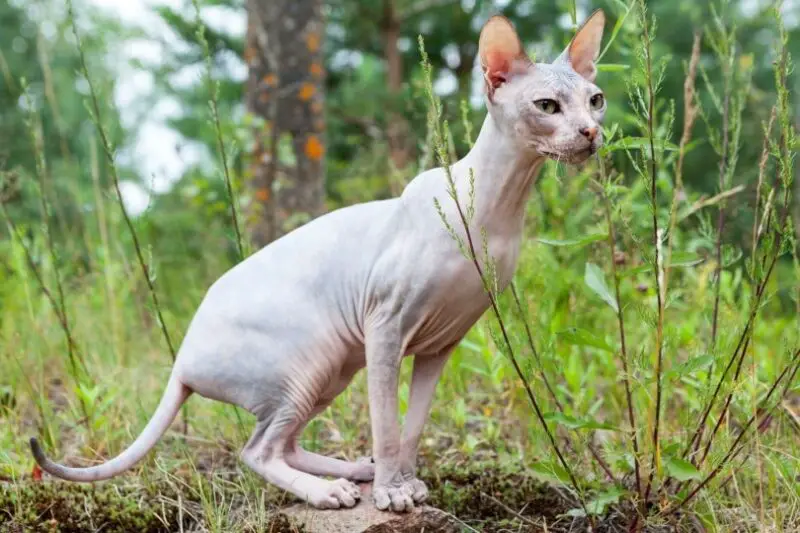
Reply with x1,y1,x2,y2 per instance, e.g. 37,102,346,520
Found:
263,73,278,86
244,46,257,64
298,83,316,101
304,135,324,161
309,62,324,78
306,32,320,52
254,188,270,202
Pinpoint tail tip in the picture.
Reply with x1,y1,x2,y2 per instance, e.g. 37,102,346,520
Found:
30,437,46,464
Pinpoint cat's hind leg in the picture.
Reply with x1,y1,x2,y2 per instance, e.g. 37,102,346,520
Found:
283,402,374,481
241,405,361,509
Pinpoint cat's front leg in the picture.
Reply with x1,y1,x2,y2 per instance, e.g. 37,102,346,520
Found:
365,324,416,512
397,348,454,503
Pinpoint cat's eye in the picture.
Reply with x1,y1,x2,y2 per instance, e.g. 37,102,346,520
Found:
590,93,605,110
534,99,560,114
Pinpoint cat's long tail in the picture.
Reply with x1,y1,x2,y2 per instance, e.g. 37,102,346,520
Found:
30,374,191,482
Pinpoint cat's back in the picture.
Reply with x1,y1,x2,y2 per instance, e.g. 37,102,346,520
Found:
199,197,404,315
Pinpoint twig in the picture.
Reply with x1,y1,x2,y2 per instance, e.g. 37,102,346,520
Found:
481,491,541,528
509,284,562,411
678,185,745,221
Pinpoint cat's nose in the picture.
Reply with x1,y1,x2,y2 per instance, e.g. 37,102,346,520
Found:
579,126,598,142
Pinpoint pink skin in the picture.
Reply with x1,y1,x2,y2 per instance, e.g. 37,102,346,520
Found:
30,11,606,512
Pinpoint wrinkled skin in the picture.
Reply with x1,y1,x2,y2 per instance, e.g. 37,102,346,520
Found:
30,11,606,513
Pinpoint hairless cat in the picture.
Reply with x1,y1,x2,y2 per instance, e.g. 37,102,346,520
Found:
31,11,607,513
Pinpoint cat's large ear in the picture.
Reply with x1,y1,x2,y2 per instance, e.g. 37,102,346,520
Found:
556,9,605,82
479,15,531,99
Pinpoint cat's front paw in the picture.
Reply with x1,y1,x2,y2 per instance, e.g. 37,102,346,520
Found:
371,459,428,511
372,480,415,512
405,476,428,503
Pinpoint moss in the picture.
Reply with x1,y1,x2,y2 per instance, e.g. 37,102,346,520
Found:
423,461,568,529
0,481,178,533
0,480,305,533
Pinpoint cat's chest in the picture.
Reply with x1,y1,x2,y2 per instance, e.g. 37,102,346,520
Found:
405,233,522,354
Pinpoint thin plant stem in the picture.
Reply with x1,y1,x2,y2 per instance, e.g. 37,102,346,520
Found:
682,251,779,462
89,136,122,353
665,347,800,514
509,282,617,483
694,153,795,470
193,0,245,259
0,198,90,426
67,0,188,434
191,0,250,441
21,85,88,384
685,22,794,467
664,31,701,295
751,108,777,262
638,0,666,504
67,0,176,362
709,79,731,350
509,283,562,410
595,163,642,500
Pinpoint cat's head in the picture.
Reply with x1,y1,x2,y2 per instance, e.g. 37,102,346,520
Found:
478,10,606,164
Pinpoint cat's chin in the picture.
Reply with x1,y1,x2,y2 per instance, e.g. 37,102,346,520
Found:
539,147,596,165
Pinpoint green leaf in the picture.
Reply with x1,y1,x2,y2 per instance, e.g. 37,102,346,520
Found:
536,233,606,247
568,0,577,26
585,263,619,312
558,327,614,353
544,412,617,431
531,460,571,485
458,339,485,353
665,456,702,481
597,0,635,62
597,63,630,72
586,486,626,515
601,137,680,154
619,264,651,277
666,354,714,379
669,252,704,267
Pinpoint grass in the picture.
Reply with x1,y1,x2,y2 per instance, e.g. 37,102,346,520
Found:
1,0,800,531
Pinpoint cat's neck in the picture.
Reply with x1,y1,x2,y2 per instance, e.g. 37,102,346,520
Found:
454,114,545,234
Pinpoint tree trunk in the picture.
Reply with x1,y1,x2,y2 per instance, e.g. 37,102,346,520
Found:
382,0,411,192
244,0,326,248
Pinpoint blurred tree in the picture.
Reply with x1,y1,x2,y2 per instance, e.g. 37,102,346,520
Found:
0,0,124,232
244,0,326,246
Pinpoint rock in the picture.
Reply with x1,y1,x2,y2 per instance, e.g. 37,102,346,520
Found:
280,483,460,533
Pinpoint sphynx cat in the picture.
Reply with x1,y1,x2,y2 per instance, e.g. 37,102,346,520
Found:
31,11,607,512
